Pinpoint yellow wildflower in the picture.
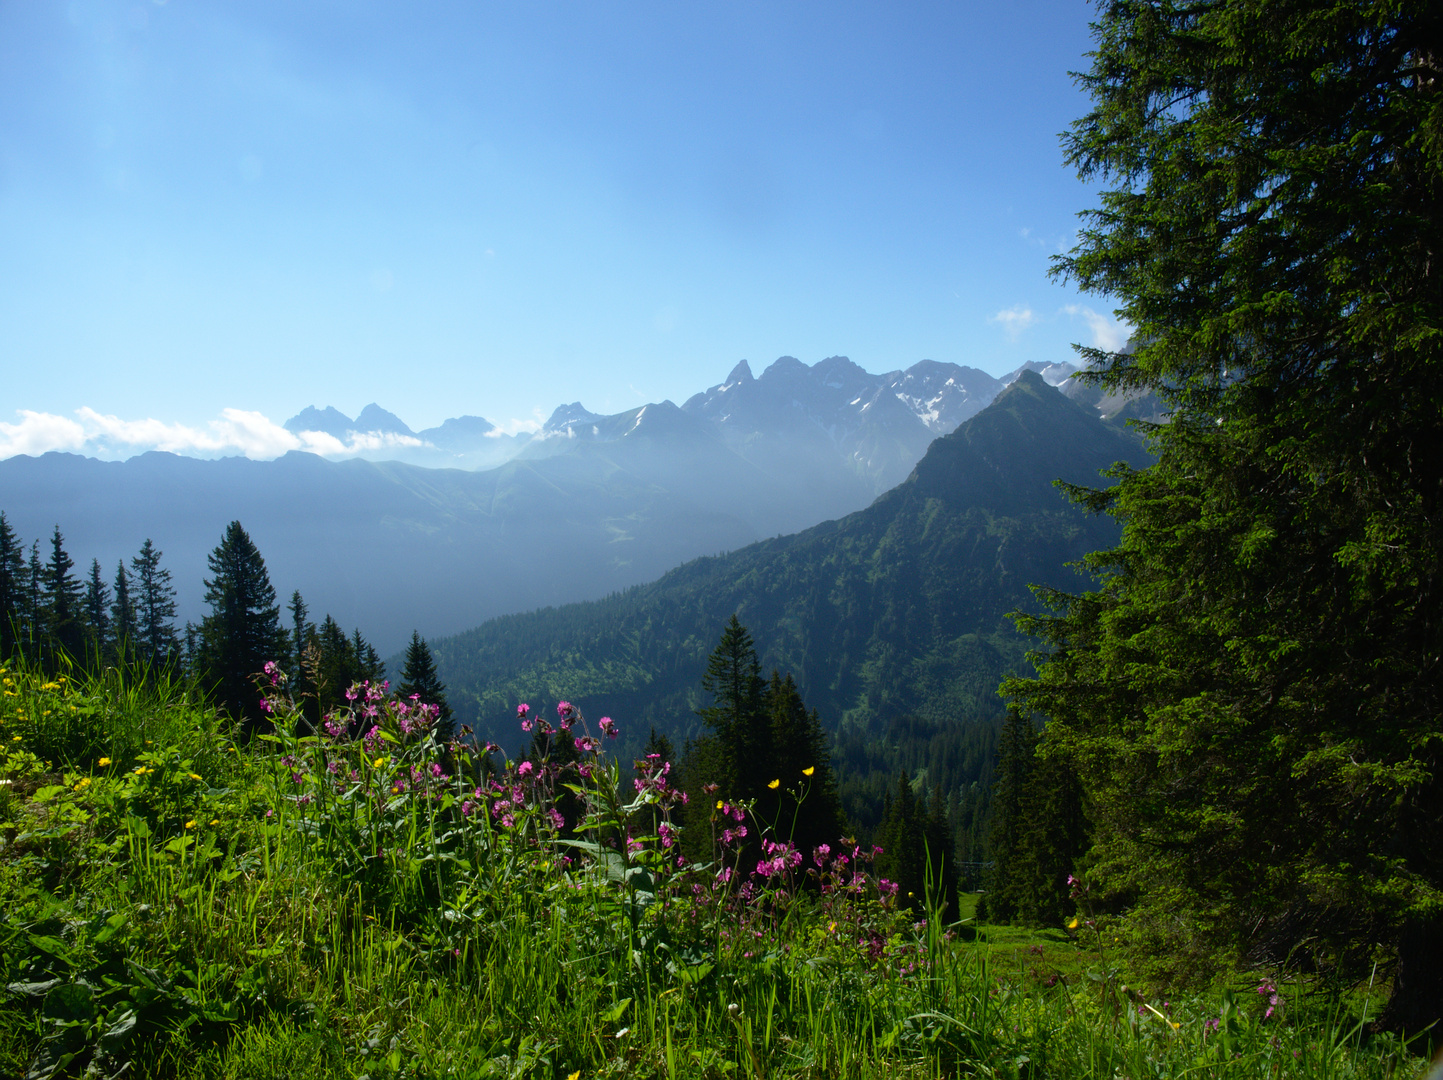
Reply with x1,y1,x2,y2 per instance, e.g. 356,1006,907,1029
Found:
568,1072,581,1080
11,735,20,742
802,766,815,777
716,800,724,810
73,778,91,791
184,821,196,829
1066,917,1080,930
210,819,219,825
188,773,203,781
767,778,780,789
98,757,111,766
374,756,386,767
133,766,149,775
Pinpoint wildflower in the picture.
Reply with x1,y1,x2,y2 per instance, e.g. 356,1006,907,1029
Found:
374,756,386,767
133,766,149,775
598,715,618,739
1066,917,1080,930
767,778,780,789
98,757,111,767
185,820,196,829
210,819,219,825
802,766,815,776
188,773,203,781
518,760,535,777
73,778,91,791
716,800,724,811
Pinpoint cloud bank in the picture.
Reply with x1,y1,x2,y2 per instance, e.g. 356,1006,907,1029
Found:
0,408,426,462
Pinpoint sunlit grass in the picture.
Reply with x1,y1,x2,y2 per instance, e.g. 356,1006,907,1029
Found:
0,660,1426,1078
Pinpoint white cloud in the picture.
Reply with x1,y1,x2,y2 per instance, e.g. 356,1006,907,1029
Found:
0,411,88,456
1062,305,1132,353
0,407,431,462
990,305,1038,341
487,411,545,437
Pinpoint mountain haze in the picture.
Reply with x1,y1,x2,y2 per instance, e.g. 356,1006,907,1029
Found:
430,371,1149,743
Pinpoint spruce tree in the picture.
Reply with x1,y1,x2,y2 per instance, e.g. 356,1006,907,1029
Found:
110,560,136,661
1006,0,1443,1025
25,541,42,645
981,710,1038,924
0,513,24,659
696,614,768,800
43,526,84,662
131,539,178,665
287,589,310,682
84,558,111,653
200,521,286,730
763,671,844,857
398,630,453,738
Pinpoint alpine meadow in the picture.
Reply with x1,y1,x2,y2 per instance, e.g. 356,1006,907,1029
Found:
1,1,1441,1078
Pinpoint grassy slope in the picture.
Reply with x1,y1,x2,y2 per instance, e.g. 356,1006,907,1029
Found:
0,661,1421,1080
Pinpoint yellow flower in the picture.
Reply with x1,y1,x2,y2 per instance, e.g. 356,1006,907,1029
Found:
568,1072,581,1080
11,735,20,742
715,800,724,810
767,778,780,789
188,773,203,781
98,757,112,767
133,766,149,775
802,766,815,777
1066,917,1080,930
184,820,196,829
374,756,386,768
210,819,219,825
73,778,91,791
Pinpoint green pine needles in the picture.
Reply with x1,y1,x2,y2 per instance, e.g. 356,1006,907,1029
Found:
1003,0,1443,1036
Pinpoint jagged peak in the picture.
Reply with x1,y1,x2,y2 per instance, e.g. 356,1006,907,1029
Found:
725,359,754,385
354,403,415,436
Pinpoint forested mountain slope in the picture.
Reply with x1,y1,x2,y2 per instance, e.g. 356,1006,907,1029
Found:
433,370,1149,751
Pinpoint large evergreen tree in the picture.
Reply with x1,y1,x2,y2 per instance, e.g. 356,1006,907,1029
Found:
110,560,136,661
84,558,111,653
43,526,84,662
1006,0,1442,1029
696,615,769,801
131,539,178,665
200,521,287,730
683,617,846,865
398,630,453,739
0,513,24,659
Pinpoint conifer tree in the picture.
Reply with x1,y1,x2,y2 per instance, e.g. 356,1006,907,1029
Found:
110,560,136,661
0,513,24,659
44,526,84,661
200,521,286,730
287,589,310,683
25,541,42,645
1007,0,1443,1025
131,539,178,665
696,615,768,800
398,630,453,738
980,710,1038,924
352,627,385,684
763,671,844,858
84,558,111,653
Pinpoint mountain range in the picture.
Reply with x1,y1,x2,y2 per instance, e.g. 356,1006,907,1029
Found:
429,369,1149,739
1,357,1091,655
423,370,1151,839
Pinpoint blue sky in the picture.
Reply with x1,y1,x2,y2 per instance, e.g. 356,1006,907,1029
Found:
0,0,1126,459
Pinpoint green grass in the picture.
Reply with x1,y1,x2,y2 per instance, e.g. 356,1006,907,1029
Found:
0,658,1426,1079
